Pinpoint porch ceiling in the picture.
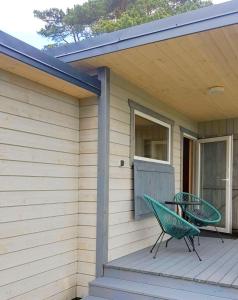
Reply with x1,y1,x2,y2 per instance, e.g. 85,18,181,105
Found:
72,24,238,121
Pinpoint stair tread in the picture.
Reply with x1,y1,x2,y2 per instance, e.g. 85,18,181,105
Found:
91,276,238,300
84,296,108,300
104,265,238,299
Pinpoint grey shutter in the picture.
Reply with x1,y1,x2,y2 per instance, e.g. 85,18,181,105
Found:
134,159,175,220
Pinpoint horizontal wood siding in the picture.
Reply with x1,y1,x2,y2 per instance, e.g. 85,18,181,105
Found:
198,119,238,230
108,72,197,261
0,70,81,300
78,97,98,298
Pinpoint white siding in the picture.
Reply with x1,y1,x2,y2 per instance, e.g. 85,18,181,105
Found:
0,70,80,300
77,97,98,298
108,72,198,261
0,66,198,298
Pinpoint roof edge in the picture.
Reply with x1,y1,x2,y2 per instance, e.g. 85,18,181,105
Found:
48,0,238,63
0,31,101,95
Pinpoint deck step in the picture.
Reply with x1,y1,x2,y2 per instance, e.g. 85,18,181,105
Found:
83,296,109,300
89,276,237,300
103,264,238,299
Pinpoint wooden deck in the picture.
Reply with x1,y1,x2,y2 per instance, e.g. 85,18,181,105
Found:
107,236,238,289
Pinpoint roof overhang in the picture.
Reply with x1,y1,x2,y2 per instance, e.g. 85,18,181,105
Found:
47,1,238,121
48,0,238,63
0,31,101,98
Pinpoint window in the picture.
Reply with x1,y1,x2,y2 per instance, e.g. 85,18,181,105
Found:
134,110,171,164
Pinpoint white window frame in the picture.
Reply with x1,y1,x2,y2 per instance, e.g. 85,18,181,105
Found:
134,110,171,165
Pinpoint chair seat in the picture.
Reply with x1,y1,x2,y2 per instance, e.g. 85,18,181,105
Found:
166,224,195,239
175,192,222,227
190,209,212,219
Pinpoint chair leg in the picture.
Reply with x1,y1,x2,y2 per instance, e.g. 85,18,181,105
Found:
188,236,202,261
153,232,165,259
198,235,200,246
184,237,191,252
150,231,163,253
215,227,224,243
166,236,173,248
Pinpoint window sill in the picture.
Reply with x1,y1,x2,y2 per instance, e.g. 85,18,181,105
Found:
134,156,171,165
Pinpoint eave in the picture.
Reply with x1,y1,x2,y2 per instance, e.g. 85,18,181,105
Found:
0,31,101,97
47,0,238,63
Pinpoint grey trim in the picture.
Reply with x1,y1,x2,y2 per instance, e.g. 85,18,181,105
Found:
0,30,101,95
47,1,238,63
96,67,110,277
129,105,135,166
129,99,174,165
180,126,198,138
129,99,174,125
180,131,184,193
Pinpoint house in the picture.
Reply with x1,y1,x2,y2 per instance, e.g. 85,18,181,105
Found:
1,0,238,299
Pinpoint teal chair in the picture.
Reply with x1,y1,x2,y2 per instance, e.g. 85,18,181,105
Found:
144,195,201,260
174,192,223,243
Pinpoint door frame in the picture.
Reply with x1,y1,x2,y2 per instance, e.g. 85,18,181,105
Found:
181,132,197,194
197,135,233,233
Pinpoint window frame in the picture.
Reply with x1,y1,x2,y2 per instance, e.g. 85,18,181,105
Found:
134,109,171,165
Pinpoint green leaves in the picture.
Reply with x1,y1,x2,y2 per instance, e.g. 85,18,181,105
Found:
34,8,70,43
34,0,212,47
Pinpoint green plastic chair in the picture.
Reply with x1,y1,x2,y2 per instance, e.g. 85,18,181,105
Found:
174,192,223,243
144,194,201,260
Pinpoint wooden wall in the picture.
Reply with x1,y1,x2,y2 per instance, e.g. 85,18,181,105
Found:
78,97,98,297
108,72,198,261
0,69,98,299
198,119,238,230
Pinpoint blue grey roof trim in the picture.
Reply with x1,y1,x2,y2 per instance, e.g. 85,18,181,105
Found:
47,0,238,63
0,31,101,95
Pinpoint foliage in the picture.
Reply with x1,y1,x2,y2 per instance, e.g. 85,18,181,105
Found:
34,0,212,46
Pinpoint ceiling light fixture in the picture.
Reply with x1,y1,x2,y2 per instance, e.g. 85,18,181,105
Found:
208,86,225,95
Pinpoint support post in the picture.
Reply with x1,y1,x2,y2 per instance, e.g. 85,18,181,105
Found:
96,67,110,277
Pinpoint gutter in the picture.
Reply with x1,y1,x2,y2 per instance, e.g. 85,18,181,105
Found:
0,31,101,95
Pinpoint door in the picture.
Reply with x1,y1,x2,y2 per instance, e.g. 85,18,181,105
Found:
182,135,196,194
198,136,233,233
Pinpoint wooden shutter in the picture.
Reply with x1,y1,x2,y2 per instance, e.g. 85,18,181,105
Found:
134,159,175,220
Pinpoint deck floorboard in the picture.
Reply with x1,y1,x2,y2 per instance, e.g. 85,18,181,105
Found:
107,236,238,289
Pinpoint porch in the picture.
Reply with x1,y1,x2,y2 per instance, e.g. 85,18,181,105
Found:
106,235,238,289
49,2,238,298
85,235,238,299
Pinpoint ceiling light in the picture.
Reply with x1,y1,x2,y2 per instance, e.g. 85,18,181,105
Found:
208,86,224,95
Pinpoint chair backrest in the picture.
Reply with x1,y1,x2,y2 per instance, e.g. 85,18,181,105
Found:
174,192,200,211
174,192,221,223
144,194,200,239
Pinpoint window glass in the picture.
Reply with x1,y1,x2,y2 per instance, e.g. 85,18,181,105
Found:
135,113,170,162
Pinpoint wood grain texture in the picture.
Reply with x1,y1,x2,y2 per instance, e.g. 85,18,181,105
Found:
78,97,98,297
73,24,238,122
0,70,95,299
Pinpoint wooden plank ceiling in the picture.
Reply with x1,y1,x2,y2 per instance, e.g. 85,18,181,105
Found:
72,24,238,121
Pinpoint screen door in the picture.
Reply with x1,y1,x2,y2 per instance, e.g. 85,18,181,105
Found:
198,136,233,233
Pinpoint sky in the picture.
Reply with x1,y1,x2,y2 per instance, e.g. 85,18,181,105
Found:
0,0,230,49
